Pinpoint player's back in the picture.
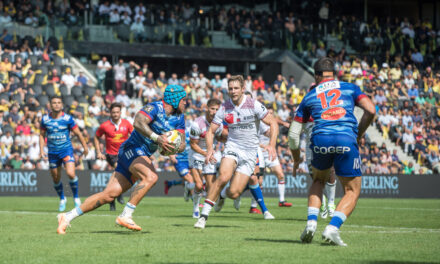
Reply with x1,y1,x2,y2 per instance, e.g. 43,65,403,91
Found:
41,113,76,153
296,80,366,139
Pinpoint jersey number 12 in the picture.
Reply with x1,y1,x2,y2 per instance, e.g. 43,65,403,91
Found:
317,89,343,109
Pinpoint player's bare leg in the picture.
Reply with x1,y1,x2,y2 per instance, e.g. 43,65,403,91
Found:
301,167,329,243
271,165,291,207
321,168,336,218
182,173,195,202
195,158,236,229
57,171,131,234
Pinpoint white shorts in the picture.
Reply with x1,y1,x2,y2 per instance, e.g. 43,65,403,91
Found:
262,148,280,168
223,145,257,177
189,151,221,175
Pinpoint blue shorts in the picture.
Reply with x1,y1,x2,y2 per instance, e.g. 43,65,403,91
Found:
310,134,361,177
174,159,189,177
115,144,153,184
48,148,75,169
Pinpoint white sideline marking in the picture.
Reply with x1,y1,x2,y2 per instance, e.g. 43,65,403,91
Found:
0,210,150,219
345,224,440,232
289,204,440,212
344,230,440,234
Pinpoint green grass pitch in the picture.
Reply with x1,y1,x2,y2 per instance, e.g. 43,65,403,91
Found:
0,197,439,264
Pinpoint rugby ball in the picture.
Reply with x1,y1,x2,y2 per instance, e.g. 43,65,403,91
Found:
159,130,182,156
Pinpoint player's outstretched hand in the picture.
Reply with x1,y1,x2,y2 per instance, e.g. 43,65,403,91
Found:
266,146,277,161
157,134,173,152
97,152,106,160
205,150,214,164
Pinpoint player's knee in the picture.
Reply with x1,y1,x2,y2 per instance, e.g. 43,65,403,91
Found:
228,190,240,199
145,173,158,184
249,176,258,185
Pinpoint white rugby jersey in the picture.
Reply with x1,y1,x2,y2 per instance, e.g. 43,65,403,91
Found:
258,121,271,146
213,96,268,151
189,115,223,160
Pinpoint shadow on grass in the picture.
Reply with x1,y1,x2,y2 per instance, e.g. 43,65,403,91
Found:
245,238,303,244
172,224,241,228
89,230,151,235
274,218,307,222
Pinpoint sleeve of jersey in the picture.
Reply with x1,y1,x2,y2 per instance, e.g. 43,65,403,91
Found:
353,84,368,105
95,124,104,137
139,104,157,121
40,119,46,131
212,106,224,125
254,100,269,119
189,123,200,140
69,116,78,130
293,101,309,123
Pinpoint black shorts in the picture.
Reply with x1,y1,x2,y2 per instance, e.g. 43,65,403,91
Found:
106,154,118,168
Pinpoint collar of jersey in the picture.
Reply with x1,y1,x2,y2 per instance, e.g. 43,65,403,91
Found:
231,95,246,108
318,78,335,84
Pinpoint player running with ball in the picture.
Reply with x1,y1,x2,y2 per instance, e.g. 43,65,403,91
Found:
194,75,278,229
289,58,375,246
57,85,187,234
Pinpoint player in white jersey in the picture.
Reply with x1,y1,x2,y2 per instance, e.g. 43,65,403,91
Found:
189,98,226,218
194,75,278,229
258,105,293,207
304,119,336,218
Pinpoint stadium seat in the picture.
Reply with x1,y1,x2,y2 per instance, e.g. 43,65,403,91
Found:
84,85,96,98
53,55,63,66
62,95,75,106
71,86,83,97
0,92,9,101
29,55,38,66
59,84,69,95
2,124,13,135
37,94,49,106
40,65,49,76
32,85,43,95
43,84,56,97
77,106,85,114
76,95,88,104
11,94,22,104
34,74,45,85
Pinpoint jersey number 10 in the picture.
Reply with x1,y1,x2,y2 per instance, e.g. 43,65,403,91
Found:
317,89,343,109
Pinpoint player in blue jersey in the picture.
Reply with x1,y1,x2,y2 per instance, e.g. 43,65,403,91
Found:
289,58,375,246
39,96,89,212
164,127,197,203
57,85,187,234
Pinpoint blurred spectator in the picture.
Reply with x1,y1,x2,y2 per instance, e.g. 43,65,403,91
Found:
113,59,126,94
96,56,112,91
61,68,75,94
131,17,146,42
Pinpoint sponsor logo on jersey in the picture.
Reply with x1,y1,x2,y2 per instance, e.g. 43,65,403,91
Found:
145,105,154,112
313,146,351,154
225,113,234,124
321,107,346,120
316,80,340,94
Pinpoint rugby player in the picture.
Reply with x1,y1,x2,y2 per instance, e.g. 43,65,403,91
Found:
303,118,336,218
39,96,89,212
258,105,292,207
57,85,187,234
188,98,225,218
194,75,278,229
94,102,133,211
289,58,375,246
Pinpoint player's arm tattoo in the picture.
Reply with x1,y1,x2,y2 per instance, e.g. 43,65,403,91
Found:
92,200,102,209
130,184,145,198
133,112,154,138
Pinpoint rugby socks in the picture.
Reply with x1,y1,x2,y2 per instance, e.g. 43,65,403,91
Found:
249,184,268,213
69,176,79,198
120,202,136,218
307,207,319,221
325,182,336,206
65,207,83,222
329,211,347,229
278,181,286,202
169,179,183,187
250,197,258,208
193,191,202,212
200,199,215,220
54,181,65,200
220,186,227,199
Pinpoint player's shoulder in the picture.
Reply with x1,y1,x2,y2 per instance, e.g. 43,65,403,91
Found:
42,114,50,122
61,112,74,122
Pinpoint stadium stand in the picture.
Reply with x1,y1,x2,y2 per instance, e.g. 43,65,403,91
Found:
0,1,438,175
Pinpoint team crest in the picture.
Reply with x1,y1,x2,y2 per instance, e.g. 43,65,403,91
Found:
145,105,154,112
225,113,234,124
